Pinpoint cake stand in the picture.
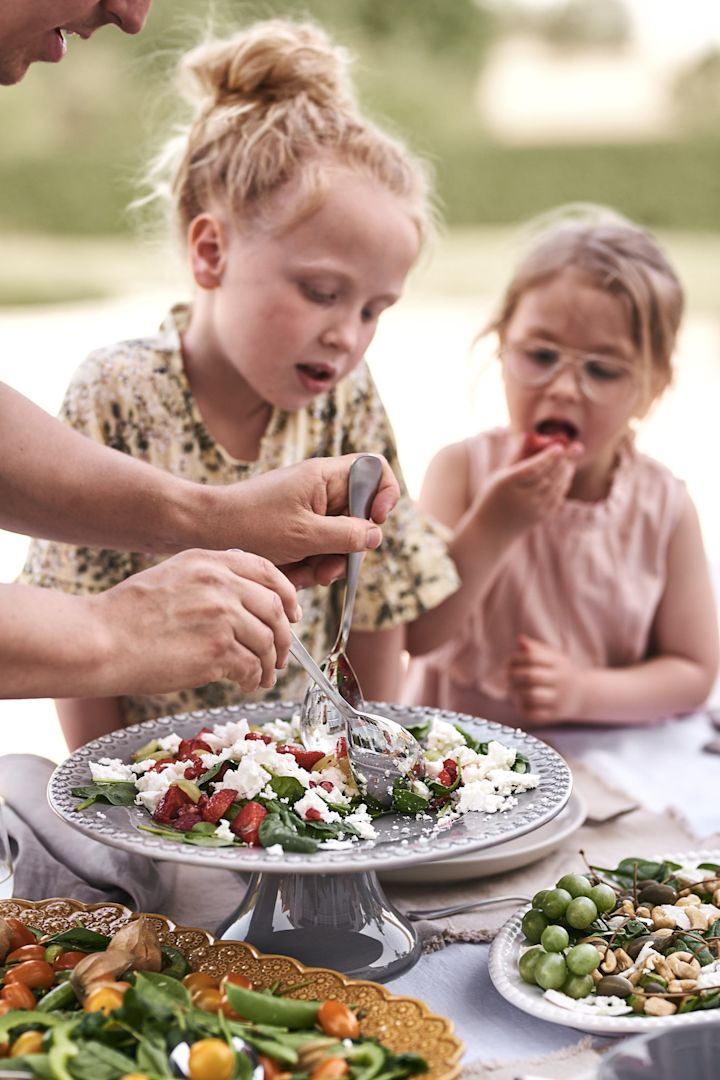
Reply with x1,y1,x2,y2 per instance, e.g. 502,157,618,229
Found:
48,701,572,982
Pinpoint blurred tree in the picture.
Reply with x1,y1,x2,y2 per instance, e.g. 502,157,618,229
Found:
499,0,631,50
673,48,720,131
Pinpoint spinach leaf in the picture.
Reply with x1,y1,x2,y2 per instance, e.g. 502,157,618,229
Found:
138,824,235,848
258,814,318,853
391,781,430,814
269,775,305,804
452,723,486,754
66,1041,138,1080
512,752,531,774
41,927,111,953
72,782,137,811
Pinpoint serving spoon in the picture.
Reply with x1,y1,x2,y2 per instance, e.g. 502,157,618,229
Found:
290,631,423,806
299,453,384,753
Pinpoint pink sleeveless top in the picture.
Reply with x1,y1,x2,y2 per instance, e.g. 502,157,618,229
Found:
404,428,687,724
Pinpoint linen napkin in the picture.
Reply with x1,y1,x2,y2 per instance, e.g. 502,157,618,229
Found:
0,754,246,933
460,1036,606,1079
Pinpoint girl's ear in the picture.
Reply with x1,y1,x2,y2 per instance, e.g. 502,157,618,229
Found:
188,214,226,289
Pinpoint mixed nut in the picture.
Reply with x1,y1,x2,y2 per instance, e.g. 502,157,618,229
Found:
518,857,720,1016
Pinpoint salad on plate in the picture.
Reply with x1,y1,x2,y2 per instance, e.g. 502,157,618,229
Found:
72,714,539,855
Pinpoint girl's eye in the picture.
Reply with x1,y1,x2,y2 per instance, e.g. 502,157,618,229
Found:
303,284,337,305
527,347,559,368
584,358,627,382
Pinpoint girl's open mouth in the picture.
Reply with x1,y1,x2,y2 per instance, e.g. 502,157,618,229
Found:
296,363,335,393
536,418,579,442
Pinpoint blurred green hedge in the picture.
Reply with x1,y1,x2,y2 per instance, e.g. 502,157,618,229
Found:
2,137,718,235
1,0,718,235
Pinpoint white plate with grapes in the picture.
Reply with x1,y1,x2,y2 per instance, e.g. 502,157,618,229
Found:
489,850,720,1036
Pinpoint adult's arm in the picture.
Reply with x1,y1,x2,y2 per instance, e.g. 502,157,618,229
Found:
0,549,299,699
0,385,398,574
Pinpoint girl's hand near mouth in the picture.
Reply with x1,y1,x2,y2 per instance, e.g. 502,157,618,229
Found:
479,438,584,537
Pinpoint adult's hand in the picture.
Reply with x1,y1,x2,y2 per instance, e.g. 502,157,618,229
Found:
216,454,401,580
1,550,300,699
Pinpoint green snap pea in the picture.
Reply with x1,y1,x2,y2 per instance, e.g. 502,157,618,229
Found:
36,980,78,1012
224,983,320,1029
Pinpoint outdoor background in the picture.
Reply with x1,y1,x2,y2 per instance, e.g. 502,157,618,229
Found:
1,0,719,759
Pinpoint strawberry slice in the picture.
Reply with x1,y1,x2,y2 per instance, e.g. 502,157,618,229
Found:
521,430,570,459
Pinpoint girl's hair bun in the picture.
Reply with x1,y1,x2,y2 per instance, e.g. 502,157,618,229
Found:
181,20,355,111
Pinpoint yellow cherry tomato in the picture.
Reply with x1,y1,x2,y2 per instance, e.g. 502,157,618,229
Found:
83,985,126,1015
191,987,223,1013
10,1030,45,1057
188,1038,235,1080
182,972,220,992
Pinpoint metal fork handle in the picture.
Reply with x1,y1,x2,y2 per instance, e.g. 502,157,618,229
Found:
290,632,356,721
334,454,384,651
405,895,531,921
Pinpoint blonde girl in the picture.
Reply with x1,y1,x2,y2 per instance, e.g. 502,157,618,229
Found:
405,206,718,727
21,20,457,749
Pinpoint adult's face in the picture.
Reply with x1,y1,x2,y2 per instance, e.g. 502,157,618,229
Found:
0,0,152,85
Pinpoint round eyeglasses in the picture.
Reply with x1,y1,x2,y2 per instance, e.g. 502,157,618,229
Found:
500,341,639,407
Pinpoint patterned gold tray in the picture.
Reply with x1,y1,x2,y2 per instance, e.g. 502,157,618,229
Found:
0,898,463,1080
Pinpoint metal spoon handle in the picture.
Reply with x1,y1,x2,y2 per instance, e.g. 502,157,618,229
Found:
405,895,531,921
290,632,354,720
336,454,384,650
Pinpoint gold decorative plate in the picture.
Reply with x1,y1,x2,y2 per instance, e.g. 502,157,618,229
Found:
0,898,464,1080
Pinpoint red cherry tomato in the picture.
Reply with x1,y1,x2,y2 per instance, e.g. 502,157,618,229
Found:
6,944,45,964
4,960,55,990
53,950,89,971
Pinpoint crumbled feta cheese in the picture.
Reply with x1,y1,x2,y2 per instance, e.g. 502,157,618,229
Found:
697,960,720,990
293,790,341,823
214,819,235,842
544,990,632,1015
214,758,270,800
426,718,466,755
344,804,377,840
89,758,135,782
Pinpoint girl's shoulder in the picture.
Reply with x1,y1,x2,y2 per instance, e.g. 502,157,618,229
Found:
620,442,687,509
66,307,185,403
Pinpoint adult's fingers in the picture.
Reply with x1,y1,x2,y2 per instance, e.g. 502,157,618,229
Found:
222,549,301,622
229,574,293,674
281,554,347,590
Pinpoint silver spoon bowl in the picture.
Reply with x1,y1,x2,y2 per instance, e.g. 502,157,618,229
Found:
299,454,383,753
290,632,423,806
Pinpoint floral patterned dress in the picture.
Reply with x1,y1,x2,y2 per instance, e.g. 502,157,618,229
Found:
20,305,459,725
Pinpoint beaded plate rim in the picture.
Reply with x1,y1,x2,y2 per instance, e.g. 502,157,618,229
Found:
48,700,572,873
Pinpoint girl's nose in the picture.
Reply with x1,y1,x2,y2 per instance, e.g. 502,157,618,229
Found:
547,360,582,399
320,315,360,354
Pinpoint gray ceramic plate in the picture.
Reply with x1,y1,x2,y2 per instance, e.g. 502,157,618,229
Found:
48,701,572,875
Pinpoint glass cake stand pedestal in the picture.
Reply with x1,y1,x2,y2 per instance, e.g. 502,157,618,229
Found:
49,702,572,982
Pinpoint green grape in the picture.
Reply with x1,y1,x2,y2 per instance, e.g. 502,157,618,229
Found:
565,896,598,929
562,973,594,999
566,942,601,976
518,946,543,985
532,889,549,909
540,888,572,920
521,908,549,944
589,883,617,913
541,924,570,953
556,873,593,898
534,952,568,991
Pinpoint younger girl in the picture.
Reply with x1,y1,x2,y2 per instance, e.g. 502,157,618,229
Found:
21,19,458,749
405,206,718,727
